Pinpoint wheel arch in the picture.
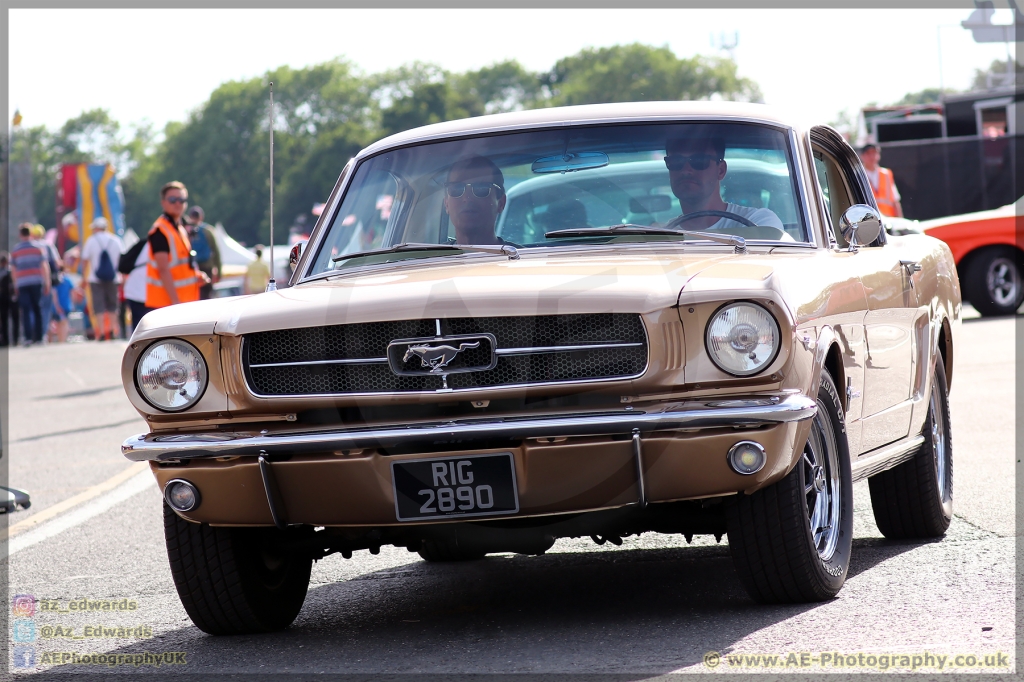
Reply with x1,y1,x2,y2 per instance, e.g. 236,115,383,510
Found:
956,242,1024,279
938,316,953,391
823,342,846,413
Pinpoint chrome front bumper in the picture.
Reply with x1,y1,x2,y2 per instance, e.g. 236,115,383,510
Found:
123,394,816,463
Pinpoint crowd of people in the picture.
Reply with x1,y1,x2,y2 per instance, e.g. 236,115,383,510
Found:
0,179,277,347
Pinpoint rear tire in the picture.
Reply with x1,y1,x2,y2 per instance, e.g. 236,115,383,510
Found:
964,246,1024,316
725,368,853,603
868,355,953,539
417,539,486,562
163,503,312,635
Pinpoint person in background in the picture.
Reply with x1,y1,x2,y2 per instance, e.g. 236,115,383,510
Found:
122,238,150,336
61,211,80,245
50,263,73,343
80,216,124,341
0,252,15,346
10,223,51,345
859,143,904,218
185,206,221,300
244,245,271,294
30,223,61,341
145,181,206,313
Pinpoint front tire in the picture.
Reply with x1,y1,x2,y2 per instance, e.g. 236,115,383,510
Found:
725,369,853,603
964,246,1024,316
163,503,313,635
868,354,952,539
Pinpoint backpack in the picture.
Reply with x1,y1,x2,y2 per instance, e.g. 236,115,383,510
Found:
119,236,147,275
96,248,117,282
191,226,212,263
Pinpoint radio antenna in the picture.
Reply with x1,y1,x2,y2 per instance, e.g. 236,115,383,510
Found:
266,81,277,292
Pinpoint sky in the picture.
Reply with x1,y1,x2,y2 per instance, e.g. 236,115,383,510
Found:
9,8,1017,135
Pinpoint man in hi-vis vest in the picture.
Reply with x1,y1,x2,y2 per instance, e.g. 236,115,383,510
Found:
144,181,207,314
859,143,904,218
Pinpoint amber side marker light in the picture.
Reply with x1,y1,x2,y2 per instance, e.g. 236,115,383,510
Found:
728,441,767,475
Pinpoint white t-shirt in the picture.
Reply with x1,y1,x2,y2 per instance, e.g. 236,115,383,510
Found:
864,167,901,201
703,202,794,241
81,231,125,284
123,243,150,303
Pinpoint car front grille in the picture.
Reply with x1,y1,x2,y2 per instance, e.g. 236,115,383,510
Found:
243,314,647,396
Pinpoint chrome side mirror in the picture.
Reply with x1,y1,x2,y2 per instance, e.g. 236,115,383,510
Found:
838,204,882,251
288,240,306,273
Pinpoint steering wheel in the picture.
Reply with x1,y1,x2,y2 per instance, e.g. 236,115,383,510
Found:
664,210,756,229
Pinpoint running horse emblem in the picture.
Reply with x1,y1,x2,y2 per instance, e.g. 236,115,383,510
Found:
403,341,481,373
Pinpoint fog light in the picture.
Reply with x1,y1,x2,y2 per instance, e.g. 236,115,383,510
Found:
164,479,200,512
727,441,767,475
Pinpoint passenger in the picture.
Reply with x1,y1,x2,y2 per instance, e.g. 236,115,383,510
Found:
443,156,506,245
664,131,784,232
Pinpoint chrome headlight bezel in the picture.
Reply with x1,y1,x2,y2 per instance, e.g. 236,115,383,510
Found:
704,301,782,377
134,339,209,412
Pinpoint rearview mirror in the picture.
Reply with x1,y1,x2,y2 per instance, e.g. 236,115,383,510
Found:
289,240,306,272
532,152,609,174
839,204,881,251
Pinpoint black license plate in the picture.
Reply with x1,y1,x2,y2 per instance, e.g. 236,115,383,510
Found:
391,453,519,522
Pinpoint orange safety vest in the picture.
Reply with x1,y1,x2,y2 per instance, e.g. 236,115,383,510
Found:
871,167,899,217
145,215,199,308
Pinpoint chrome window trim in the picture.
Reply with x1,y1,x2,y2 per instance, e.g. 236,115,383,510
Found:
239,316,650,399
298,116,817,285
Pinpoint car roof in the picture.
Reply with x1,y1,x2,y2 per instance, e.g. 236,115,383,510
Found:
359,101,808,158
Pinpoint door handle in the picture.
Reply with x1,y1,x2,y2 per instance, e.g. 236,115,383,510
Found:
899,260,921,288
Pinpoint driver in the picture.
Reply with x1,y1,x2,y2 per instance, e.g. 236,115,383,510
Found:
444,156,506,245
665,130,784,232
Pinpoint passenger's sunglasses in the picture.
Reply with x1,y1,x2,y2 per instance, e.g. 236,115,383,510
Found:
664,154,722,172
445,182,503,199
164,196,188,205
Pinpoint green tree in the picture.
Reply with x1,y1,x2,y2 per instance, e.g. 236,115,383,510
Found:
125,60,372,245
543,43,761,106
11,109,151,231
971,58,1023,90
893,88,950,106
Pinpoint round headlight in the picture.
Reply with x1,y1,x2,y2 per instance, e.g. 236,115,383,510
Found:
705,302,781,376
136,340,208,411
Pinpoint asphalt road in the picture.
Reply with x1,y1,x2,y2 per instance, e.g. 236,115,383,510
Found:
4,310,1017,677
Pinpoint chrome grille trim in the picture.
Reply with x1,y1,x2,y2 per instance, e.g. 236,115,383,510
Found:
249,357,388,369
243,314,649,397
495,342,644,356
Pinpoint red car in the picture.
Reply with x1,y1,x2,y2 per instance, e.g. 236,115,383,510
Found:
921,198,1023,316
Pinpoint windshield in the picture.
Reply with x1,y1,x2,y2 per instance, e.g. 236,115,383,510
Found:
308,122,807,275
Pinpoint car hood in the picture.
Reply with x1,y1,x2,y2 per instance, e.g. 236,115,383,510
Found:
132,248,797,339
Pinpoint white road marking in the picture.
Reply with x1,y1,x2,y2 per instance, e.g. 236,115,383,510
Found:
2,469,156,557
1,462,148,540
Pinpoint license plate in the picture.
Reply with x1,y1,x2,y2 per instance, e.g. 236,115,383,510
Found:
391,453,519,522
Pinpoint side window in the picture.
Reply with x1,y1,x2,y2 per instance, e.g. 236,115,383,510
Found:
812,148,855,248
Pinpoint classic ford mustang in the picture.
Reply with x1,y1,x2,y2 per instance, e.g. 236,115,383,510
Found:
121,102,960,635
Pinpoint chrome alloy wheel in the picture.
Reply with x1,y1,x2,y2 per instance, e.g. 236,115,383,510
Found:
803,399,842,561
930,376,951,505
985,256,1021,308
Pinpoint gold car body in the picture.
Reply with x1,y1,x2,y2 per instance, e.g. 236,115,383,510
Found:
122,102,961,537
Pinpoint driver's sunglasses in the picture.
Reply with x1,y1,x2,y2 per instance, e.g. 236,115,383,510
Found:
445,182,503,199
165,196,188,205
664,154,722,172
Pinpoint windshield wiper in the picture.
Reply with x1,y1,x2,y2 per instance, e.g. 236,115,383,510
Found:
544,224,746,253
332,242,518,263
